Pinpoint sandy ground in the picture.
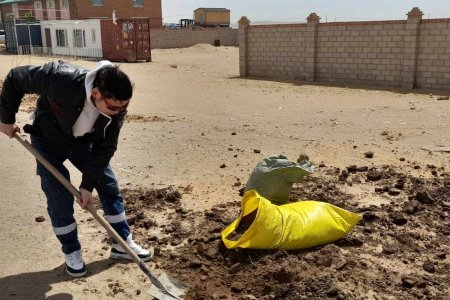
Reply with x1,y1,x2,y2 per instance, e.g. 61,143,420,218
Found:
0,44,449,299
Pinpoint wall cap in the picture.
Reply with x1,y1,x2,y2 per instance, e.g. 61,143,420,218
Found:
307,13,320,24
407,7,424,19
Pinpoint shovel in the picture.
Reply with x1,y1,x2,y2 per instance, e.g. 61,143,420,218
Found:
15,133,184,300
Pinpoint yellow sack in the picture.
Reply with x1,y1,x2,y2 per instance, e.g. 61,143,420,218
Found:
221,190,361,250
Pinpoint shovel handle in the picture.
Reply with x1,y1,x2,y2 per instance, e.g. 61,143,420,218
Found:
14,133,171,292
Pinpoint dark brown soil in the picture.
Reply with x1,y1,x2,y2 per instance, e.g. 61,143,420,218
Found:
118,163,449,300
125,115,166,123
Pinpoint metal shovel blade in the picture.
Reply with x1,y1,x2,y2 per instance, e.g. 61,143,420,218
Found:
148,272,186,300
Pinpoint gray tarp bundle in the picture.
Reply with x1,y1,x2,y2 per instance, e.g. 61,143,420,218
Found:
245,154,315,205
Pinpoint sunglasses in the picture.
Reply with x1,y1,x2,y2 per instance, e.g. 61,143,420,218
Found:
101,96,129,112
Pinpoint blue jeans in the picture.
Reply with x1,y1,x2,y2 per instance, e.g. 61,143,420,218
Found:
31,135,130,254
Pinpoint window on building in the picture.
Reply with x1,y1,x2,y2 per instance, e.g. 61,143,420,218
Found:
56,29,68,47
47,0,55,9
91,0,104,6
34,1,42,9
60,0,69,8
91,29,96,43
73,29,86,48
132,0,144,7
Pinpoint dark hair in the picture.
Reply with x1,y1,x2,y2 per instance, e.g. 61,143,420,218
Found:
93,66,133,100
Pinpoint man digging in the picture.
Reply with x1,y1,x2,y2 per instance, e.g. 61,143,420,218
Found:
0,60,152,277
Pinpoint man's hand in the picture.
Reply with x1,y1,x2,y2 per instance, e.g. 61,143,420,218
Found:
77,188,95,210
0,122,20,138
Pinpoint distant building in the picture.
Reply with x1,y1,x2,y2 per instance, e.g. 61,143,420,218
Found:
0,0,162,28
194,7,230,27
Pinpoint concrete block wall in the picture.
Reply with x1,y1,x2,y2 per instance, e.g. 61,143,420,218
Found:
316,22,405,86
150,28,238,49
416,20,450,90
246,25,308,79
239,8,450,90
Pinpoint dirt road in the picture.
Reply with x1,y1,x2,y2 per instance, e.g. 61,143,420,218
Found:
0,45,448,299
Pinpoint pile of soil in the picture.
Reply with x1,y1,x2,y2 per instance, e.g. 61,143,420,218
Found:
119,162,450,299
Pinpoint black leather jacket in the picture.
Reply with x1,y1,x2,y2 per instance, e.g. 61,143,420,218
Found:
0,61,127,192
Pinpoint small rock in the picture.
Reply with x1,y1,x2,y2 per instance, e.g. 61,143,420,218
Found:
230,281,245,293
383,243,399,254
297,153,310,163
416,191,435,204
220,163,227,168
399,157,405,161
326,288,339,297
401,276,417,288
436,252,447,259
437,96,449,100
363,211,379,222
356,166,368,172
231,132,237,135
229,263,241,274
211,293,220,300
402,200,421,215
189,260,203,268
346,165,358,173
205,247,219,259
200,265,209,275
394,182,404,190
423,261,436,273
416,281,427,289
253,149,261,154
364,151,374,158
35,216,45,222
367,170,383,181
335,259,348,270
390,212,407,225
375,187,385,193
164,225,174,233
388,188,401,196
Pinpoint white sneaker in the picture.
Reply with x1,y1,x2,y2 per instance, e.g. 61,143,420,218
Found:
65,249,87,277
110,234,153,262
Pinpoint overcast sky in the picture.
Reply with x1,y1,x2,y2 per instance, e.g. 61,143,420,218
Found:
162,0,450,24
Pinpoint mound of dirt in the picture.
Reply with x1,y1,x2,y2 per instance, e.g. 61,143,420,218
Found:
119,163,449,299
187,43,220,52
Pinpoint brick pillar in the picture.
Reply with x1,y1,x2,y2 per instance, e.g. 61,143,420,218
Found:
402,7,423,88
305,13,320,81
239,16,250,77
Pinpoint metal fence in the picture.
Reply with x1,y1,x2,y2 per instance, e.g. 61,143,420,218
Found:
16,45,103,60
